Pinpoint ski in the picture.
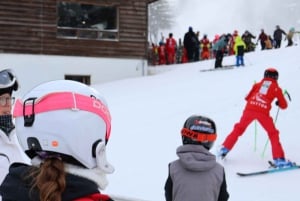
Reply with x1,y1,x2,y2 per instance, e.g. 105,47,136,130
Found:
237,162,300,177
200,65,235,72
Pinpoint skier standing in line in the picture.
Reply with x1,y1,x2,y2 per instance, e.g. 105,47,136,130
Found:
183,27,198,62
257,29,268,50
213,34,229,68
228,30,238,55
233,35,246,67
200,34,211,60
241,30,256,52
273,25,286,48
219,68,293,168
285,27,298,47
165,33,177,64
265,35,274,49
158,41,167,65
165,115,229,201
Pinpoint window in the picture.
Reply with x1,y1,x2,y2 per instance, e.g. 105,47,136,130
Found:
57,2,118,40
65,75,91,85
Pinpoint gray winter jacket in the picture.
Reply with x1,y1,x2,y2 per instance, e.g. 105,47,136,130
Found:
164,144,229,201
212,36,228,51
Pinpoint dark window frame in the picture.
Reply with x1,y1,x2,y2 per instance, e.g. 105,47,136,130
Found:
57,1,119,41
65,74,91,85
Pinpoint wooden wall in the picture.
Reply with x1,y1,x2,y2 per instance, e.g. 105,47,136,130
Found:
0,0,157,59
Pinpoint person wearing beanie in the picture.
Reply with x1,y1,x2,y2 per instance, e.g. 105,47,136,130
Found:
0,69,29,194
164,115,229,201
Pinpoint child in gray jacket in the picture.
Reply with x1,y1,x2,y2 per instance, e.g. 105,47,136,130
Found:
164,115,229,201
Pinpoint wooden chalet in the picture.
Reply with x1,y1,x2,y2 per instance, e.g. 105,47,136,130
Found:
0,0,158,59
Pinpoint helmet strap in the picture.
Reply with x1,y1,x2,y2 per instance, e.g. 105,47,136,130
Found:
95,141,115,174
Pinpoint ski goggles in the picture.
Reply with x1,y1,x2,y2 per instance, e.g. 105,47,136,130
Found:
0,69,17,89
181,128,217,142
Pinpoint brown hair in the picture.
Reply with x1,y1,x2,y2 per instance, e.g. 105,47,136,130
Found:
30,158,66,201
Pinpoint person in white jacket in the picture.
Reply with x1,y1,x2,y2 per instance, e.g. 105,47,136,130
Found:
0,69,29,190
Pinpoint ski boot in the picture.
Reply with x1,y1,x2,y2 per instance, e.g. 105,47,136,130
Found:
273,158,294,168
218,146,229,159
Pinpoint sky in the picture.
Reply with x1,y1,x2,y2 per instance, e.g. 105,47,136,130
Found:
98,43,300,201
164,0,300,41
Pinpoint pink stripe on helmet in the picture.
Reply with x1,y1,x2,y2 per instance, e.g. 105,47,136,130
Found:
13,92,111,140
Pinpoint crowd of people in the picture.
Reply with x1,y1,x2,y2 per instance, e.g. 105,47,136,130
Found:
148,25,299,67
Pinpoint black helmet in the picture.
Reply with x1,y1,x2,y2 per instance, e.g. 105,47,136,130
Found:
181,115,217,150
264,68,278,80
0,69,19,95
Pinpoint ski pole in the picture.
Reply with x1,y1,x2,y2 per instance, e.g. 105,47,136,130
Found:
254,119,257,151
284,89,292,102
244,54,253,66
261,90,291,158
252,80,258,151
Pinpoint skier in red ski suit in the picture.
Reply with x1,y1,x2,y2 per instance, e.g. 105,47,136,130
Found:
219,68,292,167
158,42,167,65
200,34,211,60
165,33,177,64
228,30,238,55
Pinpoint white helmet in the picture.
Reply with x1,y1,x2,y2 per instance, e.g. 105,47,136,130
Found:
13,80,111,169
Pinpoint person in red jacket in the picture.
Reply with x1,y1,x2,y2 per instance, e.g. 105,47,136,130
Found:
158,41,167,65
228,30,238,55
219,68,293,168
257,29,268,50
181,47,188,63
0,80,115,201
200,34,211,60
165,33,177,64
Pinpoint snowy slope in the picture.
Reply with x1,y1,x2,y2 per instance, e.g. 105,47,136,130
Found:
97,45,300,201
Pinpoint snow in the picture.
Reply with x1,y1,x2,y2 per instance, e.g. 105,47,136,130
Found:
97,45,300,201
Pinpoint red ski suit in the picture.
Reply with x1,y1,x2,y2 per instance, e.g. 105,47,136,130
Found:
166,37,177,64
158,44,167,65
200,38,211,60
222,77,288,159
